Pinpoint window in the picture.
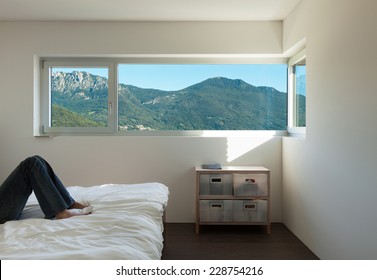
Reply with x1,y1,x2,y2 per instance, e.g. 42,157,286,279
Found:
40,60,116,134
288,49,306,134
39,59,288,136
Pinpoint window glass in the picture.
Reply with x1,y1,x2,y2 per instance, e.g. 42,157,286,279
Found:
287,49,306,134
294,60,306,127
117,64,287,131
50,67,109,128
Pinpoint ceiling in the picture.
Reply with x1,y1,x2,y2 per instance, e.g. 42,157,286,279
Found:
0,0,302,21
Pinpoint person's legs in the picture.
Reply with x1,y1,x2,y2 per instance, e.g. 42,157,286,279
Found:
23,156,74,218
0,155,90,223
24,156,91,218
33,156,75,208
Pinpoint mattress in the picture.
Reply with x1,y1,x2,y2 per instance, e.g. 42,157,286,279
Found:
0,182,169,260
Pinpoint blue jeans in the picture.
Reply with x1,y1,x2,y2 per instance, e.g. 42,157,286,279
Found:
0,155,74,223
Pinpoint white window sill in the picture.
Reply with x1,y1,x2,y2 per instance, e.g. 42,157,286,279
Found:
287,126,306,138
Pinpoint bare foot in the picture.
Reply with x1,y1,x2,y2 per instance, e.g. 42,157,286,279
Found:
69,201,87,209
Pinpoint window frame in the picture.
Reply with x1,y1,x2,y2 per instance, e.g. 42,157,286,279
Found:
40,59,117,135
37,57,290,137
287,49,306,136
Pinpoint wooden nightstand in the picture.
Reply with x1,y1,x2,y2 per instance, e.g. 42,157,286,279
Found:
195,166,271,234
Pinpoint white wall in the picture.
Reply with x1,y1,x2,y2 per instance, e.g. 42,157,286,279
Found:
0,21,283,223
282,0,377,259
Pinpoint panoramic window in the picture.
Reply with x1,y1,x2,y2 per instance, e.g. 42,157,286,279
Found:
39,60,288,135
288,49,306,132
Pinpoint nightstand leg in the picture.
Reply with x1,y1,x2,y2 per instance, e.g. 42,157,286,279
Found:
266,224,271,234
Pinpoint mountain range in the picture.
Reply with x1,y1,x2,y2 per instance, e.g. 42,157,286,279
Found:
51,71,301,130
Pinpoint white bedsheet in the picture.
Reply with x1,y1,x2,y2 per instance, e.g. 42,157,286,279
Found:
0,183,169,260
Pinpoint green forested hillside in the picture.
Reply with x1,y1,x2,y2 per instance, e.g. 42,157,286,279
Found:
51,104,105,127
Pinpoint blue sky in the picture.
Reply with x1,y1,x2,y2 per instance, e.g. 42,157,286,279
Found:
118,64,287,92
53,64,288,93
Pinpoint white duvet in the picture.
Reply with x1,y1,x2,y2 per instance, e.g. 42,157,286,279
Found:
0,183,169,260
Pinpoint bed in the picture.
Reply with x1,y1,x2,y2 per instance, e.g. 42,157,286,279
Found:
0,182,169,260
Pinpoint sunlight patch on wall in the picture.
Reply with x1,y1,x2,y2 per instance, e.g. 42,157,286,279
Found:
226,132,275,162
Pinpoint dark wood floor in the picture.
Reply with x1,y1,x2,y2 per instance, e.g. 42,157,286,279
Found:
162,223,319,260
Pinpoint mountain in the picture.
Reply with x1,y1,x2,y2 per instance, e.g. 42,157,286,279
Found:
51,71,109,126
51,71,294,130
